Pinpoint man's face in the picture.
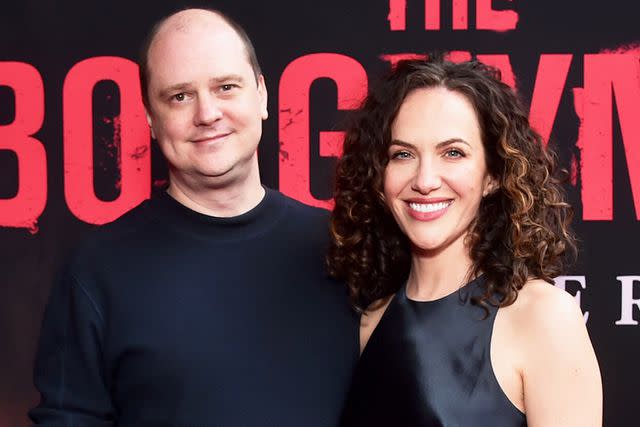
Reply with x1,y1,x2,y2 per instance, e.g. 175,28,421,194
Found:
145,13,268,190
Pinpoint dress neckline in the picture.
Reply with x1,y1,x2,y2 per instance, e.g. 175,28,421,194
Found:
401,274,485,305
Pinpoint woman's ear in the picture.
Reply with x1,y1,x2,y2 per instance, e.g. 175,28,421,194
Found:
483,176,499,197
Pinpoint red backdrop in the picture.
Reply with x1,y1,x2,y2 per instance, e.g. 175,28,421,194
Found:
1,1,638,425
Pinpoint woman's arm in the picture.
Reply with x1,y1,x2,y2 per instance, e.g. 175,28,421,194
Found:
518,280,602,427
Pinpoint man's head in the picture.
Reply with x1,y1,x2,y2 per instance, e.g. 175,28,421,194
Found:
140,8,268,194
139,8,262,109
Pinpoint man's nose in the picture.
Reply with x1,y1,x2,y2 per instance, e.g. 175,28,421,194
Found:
194,93,223,126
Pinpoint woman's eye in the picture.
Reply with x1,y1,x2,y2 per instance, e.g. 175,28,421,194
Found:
445,149,464,158
391,151,412,159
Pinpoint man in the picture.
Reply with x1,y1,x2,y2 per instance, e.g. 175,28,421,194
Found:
30,8,358,426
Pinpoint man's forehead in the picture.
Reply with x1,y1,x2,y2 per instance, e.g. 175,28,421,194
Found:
147,9,246,66
153,9,235,43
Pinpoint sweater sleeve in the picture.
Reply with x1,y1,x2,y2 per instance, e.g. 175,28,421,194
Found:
29,268,115,426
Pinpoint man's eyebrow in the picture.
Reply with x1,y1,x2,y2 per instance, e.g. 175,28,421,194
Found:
210,74,245,84
158,83,194,98
157,74,247,98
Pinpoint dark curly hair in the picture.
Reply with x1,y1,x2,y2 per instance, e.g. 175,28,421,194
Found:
327,55,576,312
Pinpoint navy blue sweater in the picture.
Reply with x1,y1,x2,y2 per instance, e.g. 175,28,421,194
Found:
30,189,359,426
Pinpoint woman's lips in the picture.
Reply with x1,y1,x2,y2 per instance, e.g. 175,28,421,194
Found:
406,199,453,221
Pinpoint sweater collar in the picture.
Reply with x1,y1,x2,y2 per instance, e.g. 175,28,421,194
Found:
152,187,287,241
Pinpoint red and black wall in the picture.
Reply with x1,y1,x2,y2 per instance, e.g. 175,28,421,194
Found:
1,1,638,425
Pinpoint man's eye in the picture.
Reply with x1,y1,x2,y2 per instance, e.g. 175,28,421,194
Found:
221,84,237,92
172,93,187,102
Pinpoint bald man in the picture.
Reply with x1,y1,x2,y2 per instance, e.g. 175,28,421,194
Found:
30,8,358,426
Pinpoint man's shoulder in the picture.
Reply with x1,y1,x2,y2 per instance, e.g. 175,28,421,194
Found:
273,191,331,236
69,198,162,261
275,190,330,223
92,197,158,236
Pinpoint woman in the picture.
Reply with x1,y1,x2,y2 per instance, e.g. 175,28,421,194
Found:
328,56,602,426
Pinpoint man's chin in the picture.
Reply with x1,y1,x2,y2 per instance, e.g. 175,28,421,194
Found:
197,166,246,189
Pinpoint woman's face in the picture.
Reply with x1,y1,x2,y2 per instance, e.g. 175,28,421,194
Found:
383,86,495,255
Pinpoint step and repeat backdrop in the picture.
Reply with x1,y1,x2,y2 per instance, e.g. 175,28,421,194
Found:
1,1,638,425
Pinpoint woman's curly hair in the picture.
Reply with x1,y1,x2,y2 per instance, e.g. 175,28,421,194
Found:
327,55,576,312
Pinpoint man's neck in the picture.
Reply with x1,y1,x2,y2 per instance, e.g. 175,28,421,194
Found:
167,168,266,218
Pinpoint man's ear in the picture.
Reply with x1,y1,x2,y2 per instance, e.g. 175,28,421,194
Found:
146,110,156,139
257,74,268,120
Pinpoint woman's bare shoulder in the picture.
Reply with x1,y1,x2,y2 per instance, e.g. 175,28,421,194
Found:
496,278,602,425
502,278,584,330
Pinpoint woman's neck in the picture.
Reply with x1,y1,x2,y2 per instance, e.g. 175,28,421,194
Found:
406,236,474,301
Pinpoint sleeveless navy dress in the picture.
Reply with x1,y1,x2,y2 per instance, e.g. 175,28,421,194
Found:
340,276,527,427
